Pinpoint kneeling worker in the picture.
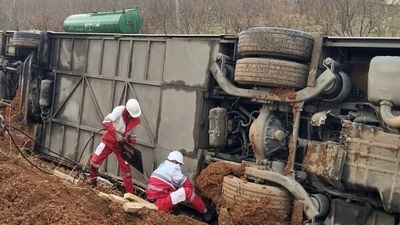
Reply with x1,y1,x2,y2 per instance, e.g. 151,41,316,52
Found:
146,151,214,221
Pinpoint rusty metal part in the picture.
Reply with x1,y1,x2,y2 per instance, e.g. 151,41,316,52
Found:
290,200,304,225
295,69,336,102
9,39,39,48
249,105,286,164
305,121,400,213
250,106,271,164
210,57,336,103
341,121,400,213
380,101,400,128
203,155,320,220
286,103,303,175
304,141,346,187
307,36,323,87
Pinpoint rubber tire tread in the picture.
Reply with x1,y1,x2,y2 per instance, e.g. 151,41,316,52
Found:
222,175,293,212
234,58,308,89
238,27,314,61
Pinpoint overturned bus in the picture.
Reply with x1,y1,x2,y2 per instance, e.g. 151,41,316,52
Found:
1,27,400,225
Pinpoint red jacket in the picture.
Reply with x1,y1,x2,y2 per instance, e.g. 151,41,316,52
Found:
101,106,140,147
147,160,193,200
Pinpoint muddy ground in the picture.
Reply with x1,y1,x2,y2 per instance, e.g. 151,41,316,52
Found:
196,161,245,208
0,91,302,225
0,92,206,225
218,200,289,225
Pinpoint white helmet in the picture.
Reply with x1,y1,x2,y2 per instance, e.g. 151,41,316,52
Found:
126,99,141,118
167,151,184,165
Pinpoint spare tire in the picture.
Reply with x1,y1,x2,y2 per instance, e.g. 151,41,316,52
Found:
222,175,293,211
234,58,308,89
237,27,314,62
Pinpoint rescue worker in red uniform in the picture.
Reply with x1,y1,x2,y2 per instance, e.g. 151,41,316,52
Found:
146,151,214,221
87,99,141,193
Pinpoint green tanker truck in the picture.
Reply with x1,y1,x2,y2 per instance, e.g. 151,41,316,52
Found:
63,8,143,34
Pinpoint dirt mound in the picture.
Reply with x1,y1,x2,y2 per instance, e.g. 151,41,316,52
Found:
197,162,297,225
0,91,206,225
0,148,206,225
219,200,289,225
196,161,244,207
0,153,123,225
0,89,34,151
137,209,206,225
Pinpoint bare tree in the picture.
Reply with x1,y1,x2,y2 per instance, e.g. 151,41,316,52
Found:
312,0,385,36
0,0,397,37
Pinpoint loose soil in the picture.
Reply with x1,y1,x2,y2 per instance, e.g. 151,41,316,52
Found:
0,91,206,225
0,90,302,225
219,200,289,225
269,88,297,101
198,162,298,225
196,161,245,208
290,200,304,225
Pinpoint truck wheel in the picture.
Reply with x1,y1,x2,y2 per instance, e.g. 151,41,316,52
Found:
222,175,293,214
234,58,308,89
237,27,314,62
25,76,42,124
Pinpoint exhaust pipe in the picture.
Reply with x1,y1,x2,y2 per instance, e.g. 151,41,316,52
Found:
380,101,400,128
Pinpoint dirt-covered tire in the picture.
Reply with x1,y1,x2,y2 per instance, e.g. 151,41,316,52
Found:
237,27,314,62
234,58,308,89
222,175,293,212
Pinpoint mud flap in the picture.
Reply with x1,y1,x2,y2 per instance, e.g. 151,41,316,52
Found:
119,141,144,173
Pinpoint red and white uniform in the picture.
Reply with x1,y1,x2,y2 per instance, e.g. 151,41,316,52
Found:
146,160,206,213
89,106,140,193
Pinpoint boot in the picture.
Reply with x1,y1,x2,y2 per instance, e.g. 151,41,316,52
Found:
203,206,216,222
86,165,98,187
86,176,97,187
